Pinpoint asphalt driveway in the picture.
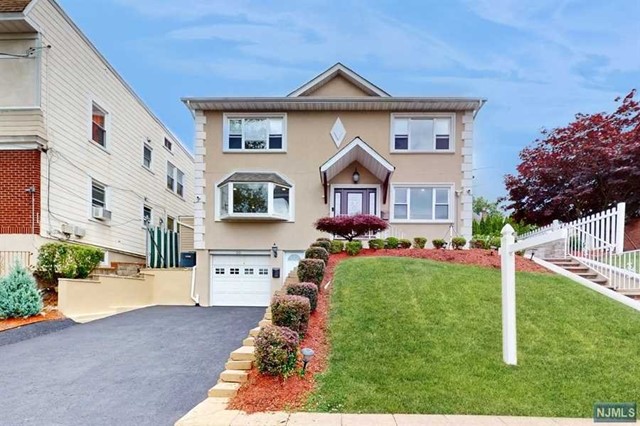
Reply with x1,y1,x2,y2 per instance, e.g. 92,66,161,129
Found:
0,305,264,426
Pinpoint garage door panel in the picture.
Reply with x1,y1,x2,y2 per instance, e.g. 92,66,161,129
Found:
211,254,271,307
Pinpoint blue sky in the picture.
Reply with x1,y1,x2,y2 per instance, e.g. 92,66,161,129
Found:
59,0,640,201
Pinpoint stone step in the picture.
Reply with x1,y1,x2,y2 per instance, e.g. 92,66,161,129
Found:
225,359,252,370
208,382,240,398
577,272,599,279
242,337,255,346
564,266,590,272
249,327,261,337
258,319,272,328
220,369,248,383
618,288,640,297
230,346,255,361
264,312,272,320
591,278,609,285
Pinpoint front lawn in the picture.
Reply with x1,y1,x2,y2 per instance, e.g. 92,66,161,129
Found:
307,257,640,417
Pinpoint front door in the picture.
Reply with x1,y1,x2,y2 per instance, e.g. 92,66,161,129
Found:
333,188,377,216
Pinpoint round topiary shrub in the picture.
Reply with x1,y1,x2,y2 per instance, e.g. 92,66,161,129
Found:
311,240,331,252
432,239,447,249
0,263,43,319
286,282,318,312
451,237,467,250
305,246,329,265
271,295,311,337
297,258,325,287
255,325,299,377
345,241,362,256
368,238,384,250
385,237,400,249
398,238,412,249
329,240,344,254
413,237,427,249
316,237,331,243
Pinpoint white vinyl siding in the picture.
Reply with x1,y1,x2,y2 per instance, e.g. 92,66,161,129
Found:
391,185,453,223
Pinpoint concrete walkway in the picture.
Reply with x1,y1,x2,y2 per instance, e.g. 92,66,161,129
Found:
0,305,264,426
176,398,601,425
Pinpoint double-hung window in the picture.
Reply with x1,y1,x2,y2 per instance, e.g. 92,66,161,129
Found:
392,115,453,152
166,161,185,197
91,103,108,148
91,180,106,208
224,115,286,152
392,186,452,222
143,143,152,169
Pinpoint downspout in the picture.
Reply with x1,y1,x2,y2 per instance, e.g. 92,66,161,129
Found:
190,265,200,305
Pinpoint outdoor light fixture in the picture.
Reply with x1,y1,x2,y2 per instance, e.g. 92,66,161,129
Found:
352,168,360,184
272,243,278,258
301,347,315,374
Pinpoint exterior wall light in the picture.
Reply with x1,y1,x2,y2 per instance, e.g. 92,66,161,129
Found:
352,168,360,184
272,243,278,258
301,347,315,374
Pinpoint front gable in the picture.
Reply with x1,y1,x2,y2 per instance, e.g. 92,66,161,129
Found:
288,63,389,98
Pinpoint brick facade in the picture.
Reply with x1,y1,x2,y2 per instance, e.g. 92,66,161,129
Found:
0,150,41,234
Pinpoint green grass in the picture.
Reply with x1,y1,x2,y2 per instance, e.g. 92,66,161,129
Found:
307,257,640,417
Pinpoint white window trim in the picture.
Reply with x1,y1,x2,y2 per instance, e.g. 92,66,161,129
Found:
166,161,185,198
142,204,152,228
213,171,295,222
88,98,110,152
142,142,153,171
222,113,288,153
164,137,174,154
389,113,456,154
166,215,176,232
389,183,456,224
329,184,382,217
88,177,111,223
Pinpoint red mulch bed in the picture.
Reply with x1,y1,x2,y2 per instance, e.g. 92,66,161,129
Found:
0,289,65,332
228,248,546,413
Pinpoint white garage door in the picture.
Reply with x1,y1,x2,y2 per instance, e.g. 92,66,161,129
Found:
210,254,271,306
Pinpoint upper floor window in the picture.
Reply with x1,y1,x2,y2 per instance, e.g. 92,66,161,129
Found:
392,185,452,222
164,138,173,151
143,143,153,169
392,115,453,152
224,115,286,152
167,161,185,197
91,103,108,147
91,179,112,221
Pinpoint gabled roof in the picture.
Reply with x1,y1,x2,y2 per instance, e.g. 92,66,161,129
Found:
288,63,390,98
320,137,394,183
0,0,32,12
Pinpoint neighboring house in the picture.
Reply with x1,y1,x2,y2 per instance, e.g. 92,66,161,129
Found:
183,63,485,307
0,0,194,265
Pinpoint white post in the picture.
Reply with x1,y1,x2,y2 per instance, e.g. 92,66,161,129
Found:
501,224,517,365
615,202,626,254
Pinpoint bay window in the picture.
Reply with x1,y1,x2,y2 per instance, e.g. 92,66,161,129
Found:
392,114,453,152
392,186,452,222
217,173,293,220
224,115,286,151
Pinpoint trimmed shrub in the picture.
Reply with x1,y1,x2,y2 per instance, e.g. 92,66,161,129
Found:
311,240,331,252
0,263,43,319
470,238,487,249
368,238,385,250
329,240,344,254
451,237,467,250
316,237,331,243
255,325,299,377
286,282,318,312
271,295,311,337
384,237,400,249
489,236,501,249
398,238,412,249
305,247,329,265
413,237,427,249
297,258,325,286
345,241,362,256
315,214,388,241
37,242,104,285
432,239,447,249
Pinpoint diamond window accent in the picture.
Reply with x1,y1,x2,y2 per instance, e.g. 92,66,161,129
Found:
330,117,346,147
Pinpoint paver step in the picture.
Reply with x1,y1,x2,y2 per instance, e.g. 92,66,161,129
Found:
264,312,272,320
564,266,590,272
591,278,608,285
220,369,248,383
249,327,261,337
258,319,272,328
577,272,599,279
230,346,255,361
618,288,640,296
242,337,255,346
208,382,240,398
225,359,252,370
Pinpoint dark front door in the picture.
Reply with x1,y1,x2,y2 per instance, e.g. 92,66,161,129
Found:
333,188,377,216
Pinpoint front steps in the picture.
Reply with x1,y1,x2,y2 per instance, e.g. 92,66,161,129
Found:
545,258,640,300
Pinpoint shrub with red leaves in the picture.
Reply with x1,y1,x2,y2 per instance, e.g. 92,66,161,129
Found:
271,295,311,338
255,325,300,377
315,214,388,241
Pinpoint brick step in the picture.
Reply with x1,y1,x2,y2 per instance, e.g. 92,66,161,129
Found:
208,382,240,398
242,337,255,346
219,370,248,383
230,346,255,361
225,359,252,370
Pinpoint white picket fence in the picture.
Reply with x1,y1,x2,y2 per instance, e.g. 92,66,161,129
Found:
518,202,640,291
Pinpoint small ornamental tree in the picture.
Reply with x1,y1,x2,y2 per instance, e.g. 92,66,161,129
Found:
315,214,388,242
0,263,43,319
505,90,640,225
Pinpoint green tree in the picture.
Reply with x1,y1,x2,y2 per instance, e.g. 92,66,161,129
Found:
0,263,43,319
473,196,501,216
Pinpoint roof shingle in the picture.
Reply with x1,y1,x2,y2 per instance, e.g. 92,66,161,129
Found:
0,0,32,13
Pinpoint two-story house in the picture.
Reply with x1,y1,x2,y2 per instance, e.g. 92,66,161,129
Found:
0,0,194,266
183,63,485,307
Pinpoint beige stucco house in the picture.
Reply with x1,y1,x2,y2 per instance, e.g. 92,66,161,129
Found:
183,63,485,307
